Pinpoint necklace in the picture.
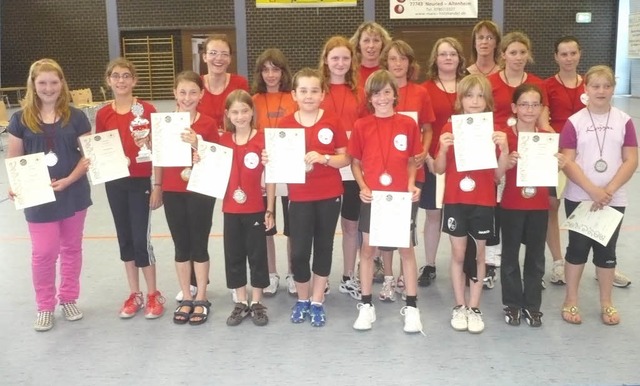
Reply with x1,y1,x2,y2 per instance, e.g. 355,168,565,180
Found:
587,107,611,173
475,63,497,76
557,73,580,114
264,92,284,128
231,128,255,204
437,77,457,113
504,70,525,87
374,115,395,186
295,109,320,128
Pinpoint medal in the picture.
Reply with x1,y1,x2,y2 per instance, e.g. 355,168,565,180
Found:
521,187,537,198
459,176,476,192
594,159,608,173
44,151,58,167
180,167,191,182
507,117,517,127
379,172,392,186
580,93,589,105
233,188,247,204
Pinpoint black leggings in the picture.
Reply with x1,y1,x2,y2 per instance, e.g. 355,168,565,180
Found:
163,191,215,263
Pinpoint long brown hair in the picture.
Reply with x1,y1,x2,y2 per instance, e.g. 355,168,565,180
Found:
380,40,420,81
21,58,71,133
252,48,292,94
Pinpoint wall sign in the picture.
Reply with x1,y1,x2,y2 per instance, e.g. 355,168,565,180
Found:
390,0,478,19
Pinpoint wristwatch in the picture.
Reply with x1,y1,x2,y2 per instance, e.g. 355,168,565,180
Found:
324,154,331,165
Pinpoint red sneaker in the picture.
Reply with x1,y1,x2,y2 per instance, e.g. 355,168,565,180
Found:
145,291,166,319
120,292,144,319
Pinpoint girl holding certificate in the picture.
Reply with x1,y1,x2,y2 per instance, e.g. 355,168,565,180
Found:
466,20,501,76
252,48,297,297
95,58,165,320
220,90,275,327
275,68,349,327
158,71,219,325
350,22,391,88
349,69,424,333
559,65,638,325
434,74,510,334
7,59,91,331
319,36,364,301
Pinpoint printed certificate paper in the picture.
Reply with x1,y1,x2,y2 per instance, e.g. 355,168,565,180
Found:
516,132,559,187
561,202,624,246
369,191,412,248
451,112,497,172
150,112,192,167
79,129,130,185
264,128,306,184
187,141,233,199
5,152,55,210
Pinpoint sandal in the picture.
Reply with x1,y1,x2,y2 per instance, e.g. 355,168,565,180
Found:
601,305,620,325
189,300,212,326
173,300,194,325
561,305,582,325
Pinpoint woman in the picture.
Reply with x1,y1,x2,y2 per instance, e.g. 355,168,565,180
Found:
7,59,92,331
350,22,392,93
467,20,501,76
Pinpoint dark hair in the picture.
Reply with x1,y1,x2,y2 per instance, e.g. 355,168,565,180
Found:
470,20,501,63
364,69,398,112
252,48,292,94
174,70,203,89
554,36,581,53
202,34,232,55
380,40,420,81
224,89,256,133
512,83,543,104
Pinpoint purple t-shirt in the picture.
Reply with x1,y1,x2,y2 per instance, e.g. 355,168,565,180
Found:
8,107,92,222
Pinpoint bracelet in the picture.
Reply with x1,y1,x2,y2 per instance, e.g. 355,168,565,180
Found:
153,183,162,186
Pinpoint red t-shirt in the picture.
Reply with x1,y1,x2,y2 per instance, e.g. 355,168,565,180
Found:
252,92,298,131
219,131,266,213
197,74,249,130
438,122,504,207
358,64,379,87
488,72,548,128
320,84,366,134
95,100,156,178
422,80,456,157
161,114,220,192
349,113,422,192
544,75,586,133
277,112,347,202
500,127,549,210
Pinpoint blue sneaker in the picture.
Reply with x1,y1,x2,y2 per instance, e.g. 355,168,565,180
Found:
309,303,326,327
290,300,310,323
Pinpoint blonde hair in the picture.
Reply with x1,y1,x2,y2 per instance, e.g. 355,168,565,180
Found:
454,74,494,113
21,58,71,133
427,37,467,80
105,57,137,79
380,40,420,81
292,67,325,91
349,21,392,66
318,35,359,95
364,69,398,112
584,65,616,88
224,89,256,133
500,31,534,68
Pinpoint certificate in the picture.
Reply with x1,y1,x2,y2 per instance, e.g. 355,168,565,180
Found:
5,152,56,210
516,132,559,187
79,130,130,185
451,112,497,172
187,141,233,199
150,112,192,167
264,128,306,184
435,172,445,209
369,191,412,248
561,202,624,246
557,171,568,198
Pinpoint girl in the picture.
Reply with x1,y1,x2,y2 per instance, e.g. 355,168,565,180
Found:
158,71,218,325
434,74,510,334
350,22,392,98
419,37,467,287
467,20,501,76
7,59,91,331
560,65,638,325
198,34,249,133
251,48,297,296
378,39,434,301
220,90,275,327
95,58,164,320
319,35,364,301
271,68,349,327
501,84,561,327
349,69,424,333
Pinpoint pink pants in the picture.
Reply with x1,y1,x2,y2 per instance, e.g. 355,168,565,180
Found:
27,209,87,312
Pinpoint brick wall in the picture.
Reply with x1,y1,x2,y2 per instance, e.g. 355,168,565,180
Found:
117,0,235,29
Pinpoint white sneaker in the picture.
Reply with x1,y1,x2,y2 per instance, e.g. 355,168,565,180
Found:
339,276,362,300
263,273,280,296
175,285,197,302
353,303,376,330
550,260,565,285
379,276,396,302
613,270,631,288
286,274,297,295
467,307,485,333
401,306,424,334
485,244,501,267
450,305,468,331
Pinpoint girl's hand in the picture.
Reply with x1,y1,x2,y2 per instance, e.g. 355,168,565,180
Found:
414,151,427,168
261,149,269,165
587,186,611,210
8,189,16,201
359,186,373,203
409,184,421,202
51,177,71,192
181,128,197,146
492,131,508,153
150,186,163,209
304,151,323,165
555,153,567,170
264,211,275,230
508,151,519,169
192,152,201,164
439,132,453,152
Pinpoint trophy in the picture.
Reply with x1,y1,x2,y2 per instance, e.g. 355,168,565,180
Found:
130,103,152,163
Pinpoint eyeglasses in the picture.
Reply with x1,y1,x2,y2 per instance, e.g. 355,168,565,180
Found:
109,73,133,80
207,50,231,59
438,52,458,58
476,35,495,42
517,103,542,109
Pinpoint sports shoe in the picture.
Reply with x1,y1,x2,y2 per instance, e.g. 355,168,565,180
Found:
373,257,385,283
550,260,566,285
34,311,54,332
450,305,468,331
263,273,280,296
401,306,424,334
503,306,521,326
175,285,197,302
309,303,326,327
324,282,331,296
613,270,631,288
290,300,310,323
339,276,362,300
250,303,269,326
467,307,485,333
286,275,297,296
418,265,436,287
485,244,501,267
119,292,144,319
61,302,83,321
379,276,396,302
227,302,250,326
353,303,376,330
483,265,496,289
145,291,166,319
522,308,543,327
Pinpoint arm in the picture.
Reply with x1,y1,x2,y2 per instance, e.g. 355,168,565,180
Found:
351,158,371,203
605,146,638,195
561,148,610,210
407,155,420,202
492,131,510,180
305,147,350,168
150,166,163,209
50,133,91,192
433,132,452,175
537,106,553,132
264,183,276,230
414,123,432,167
7,134,24,199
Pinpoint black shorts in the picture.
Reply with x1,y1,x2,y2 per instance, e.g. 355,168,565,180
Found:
442,203,494,239
341,180,361,221
419,171,439,210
